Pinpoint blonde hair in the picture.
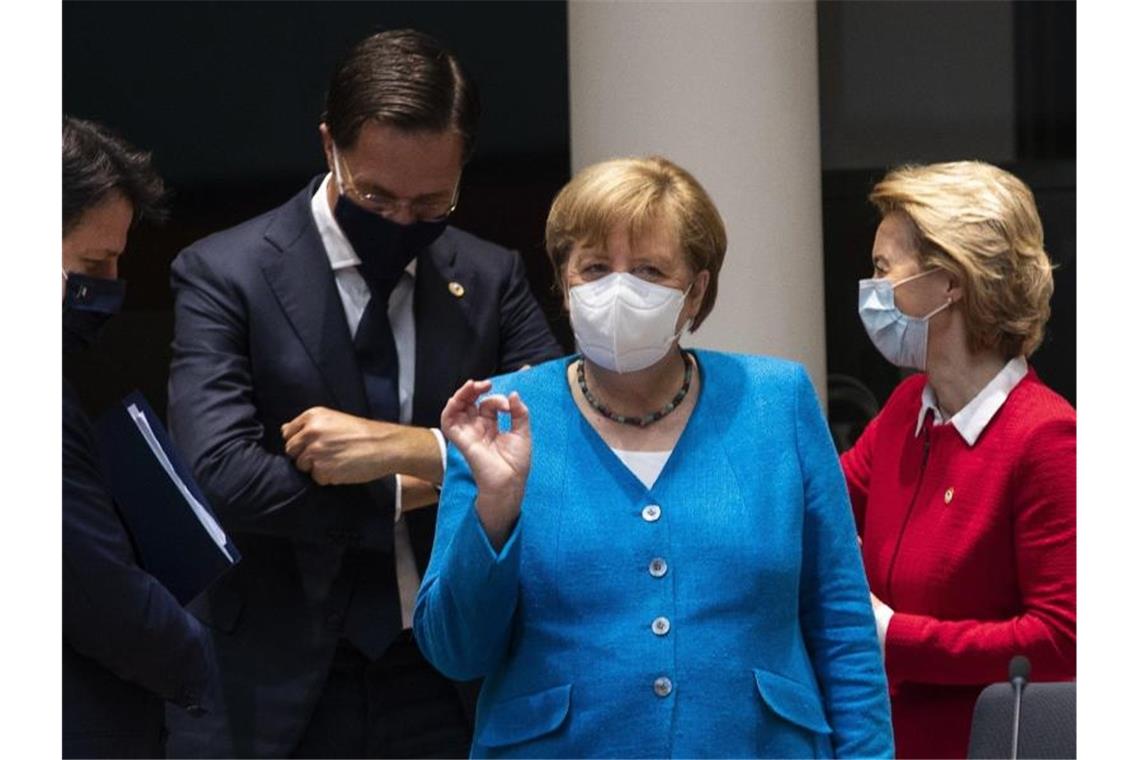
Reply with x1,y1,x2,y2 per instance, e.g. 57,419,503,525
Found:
545,155,727,330
870,161,1055,358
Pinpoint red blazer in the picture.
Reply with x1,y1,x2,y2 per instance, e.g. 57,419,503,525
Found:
842,368,1076,759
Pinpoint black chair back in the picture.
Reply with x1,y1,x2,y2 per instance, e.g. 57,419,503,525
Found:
968,681,1076,759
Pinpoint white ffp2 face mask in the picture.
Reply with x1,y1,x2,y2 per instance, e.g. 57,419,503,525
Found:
857,269,951,370
569,273,691,373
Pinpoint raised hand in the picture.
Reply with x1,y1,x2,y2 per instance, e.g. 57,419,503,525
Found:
440,379,531,548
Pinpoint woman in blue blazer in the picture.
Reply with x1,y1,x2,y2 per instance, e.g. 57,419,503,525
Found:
415,156,892,758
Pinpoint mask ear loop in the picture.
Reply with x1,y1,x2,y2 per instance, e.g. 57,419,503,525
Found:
921,297,954,322
892,267,939,290
672,280,698,341
894,267,954,322
917,296,956,370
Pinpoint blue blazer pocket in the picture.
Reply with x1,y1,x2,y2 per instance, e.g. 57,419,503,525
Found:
478,683,572,748
753,668,833,735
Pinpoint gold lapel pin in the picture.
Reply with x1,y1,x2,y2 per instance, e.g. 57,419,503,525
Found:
448,281,465,298
944,487,955,505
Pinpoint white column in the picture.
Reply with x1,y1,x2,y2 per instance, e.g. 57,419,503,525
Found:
568,0,828,397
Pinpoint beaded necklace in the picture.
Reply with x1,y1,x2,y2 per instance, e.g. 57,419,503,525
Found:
576,351,694,428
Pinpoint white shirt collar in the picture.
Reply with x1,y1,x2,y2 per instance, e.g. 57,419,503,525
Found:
914,355,1029,446
309,173,417,277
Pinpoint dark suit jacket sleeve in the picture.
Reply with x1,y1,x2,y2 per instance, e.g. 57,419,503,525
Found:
168,247,393,549
62,389,215,712
496,250,564,372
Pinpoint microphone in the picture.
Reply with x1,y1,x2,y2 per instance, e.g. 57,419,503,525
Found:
1008,655,1031,759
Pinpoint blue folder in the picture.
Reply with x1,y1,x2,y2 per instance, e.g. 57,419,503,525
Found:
95,391,240,604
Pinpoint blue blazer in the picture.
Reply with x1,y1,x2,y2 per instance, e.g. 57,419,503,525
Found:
415,351,893,758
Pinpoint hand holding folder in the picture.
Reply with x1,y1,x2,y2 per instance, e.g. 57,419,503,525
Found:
96,391,240,604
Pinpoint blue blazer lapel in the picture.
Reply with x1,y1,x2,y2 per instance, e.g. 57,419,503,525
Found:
259,178,371,418
411,234,476,427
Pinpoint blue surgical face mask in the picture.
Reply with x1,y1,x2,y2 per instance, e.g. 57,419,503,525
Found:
62,269,127,351
857,269,951,370
330,148,448,287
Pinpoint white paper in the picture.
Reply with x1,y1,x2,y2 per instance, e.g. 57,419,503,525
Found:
127,404,234,563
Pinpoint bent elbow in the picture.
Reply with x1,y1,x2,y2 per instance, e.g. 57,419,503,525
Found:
413,597,497,682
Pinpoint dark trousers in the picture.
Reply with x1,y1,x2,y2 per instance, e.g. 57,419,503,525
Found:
292,631,472,758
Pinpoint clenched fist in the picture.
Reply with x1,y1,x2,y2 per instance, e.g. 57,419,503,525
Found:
281,406,441,486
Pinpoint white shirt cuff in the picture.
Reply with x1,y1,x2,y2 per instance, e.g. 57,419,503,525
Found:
431,427,448,474
873,600,894,656
394,474,403,524
395,429,446,525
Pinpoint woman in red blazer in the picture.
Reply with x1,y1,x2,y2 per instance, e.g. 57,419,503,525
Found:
842,161,1076,759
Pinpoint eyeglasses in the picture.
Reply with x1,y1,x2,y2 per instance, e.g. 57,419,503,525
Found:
333,149,460,223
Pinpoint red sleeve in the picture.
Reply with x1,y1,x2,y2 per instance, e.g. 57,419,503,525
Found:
884,415,1076,685
840,411,880,536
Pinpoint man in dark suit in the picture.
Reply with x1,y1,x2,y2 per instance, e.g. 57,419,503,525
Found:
62,116,217,758
164,29,563,757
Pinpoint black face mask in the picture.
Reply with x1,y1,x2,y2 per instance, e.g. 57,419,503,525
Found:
62,272,126,352
332,193,448,286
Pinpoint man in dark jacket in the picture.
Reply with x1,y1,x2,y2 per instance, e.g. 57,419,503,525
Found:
163,28,563,759
62,116,215,758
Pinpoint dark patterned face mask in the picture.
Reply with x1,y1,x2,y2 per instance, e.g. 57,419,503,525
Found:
330,147,451,286
63,270,126,351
